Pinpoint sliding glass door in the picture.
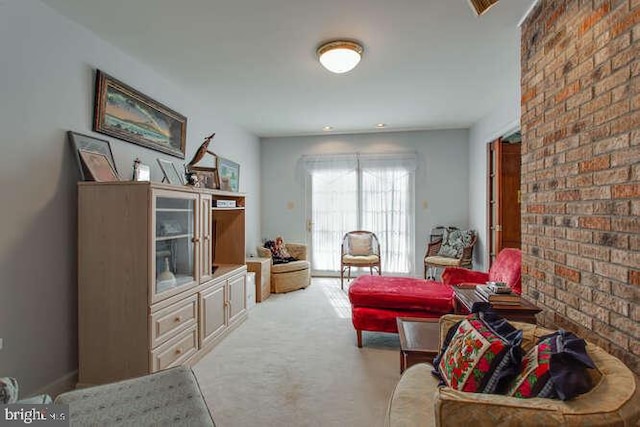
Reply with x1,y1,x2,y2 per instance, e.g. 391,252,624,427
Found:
305,154,415,276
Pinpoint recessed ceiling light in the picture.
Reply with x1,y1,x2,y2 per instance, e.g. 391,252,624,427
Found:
323,126,334,131
376,123,387,128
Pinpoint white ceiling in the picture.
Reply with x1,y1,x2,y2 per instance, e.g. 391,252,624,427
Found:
42,0,533,137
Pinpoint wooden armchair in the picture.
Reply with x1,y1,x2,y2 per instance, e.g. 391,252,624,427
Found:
424,229,476,279
341,231,381,290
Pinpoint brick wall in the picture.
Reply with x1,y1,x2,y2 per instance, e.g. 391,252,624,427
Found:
521,0,639,375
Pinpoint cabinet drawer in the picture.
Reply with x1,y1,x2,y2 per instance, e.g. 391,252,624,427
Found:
150,295,197,348
151,326,198,372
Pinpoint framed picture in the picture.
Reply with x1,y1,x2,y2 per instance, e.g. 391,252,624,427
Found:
133,162,150,181
68,131,118,181
94,70,187,159
191,168,219,189
78,149,120,182
217,156,240,192
157,159,185,185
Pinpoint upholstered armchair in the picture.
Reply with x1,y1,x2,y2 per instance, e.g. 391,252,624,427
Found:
441,247,522,294
424,229,476,279
257,242,311,293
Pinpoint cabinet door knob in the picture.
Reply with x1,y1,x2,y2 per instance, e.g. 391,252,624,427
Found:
174,316,182,323
204,235,209,240
175,348,183,355
192,237,200,243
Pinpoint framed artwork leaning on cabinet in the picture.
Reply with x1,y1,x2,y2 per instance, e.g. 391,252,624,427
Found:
68,131,118,181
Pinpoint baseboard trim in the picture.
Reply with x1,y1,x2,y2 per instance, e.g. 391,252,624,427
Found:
34,370,78,398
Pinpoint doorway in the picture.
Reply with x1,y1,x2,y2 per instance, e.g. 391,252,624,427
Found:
487,132,521,267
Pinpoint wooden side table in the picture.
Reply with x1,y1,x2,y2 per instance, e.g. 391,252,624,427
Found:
453,286,542,324
245,257,271,302
396,317,440,374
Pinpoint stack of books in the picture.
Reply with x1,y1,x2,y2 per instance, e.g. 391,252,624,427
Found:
475,284,520,305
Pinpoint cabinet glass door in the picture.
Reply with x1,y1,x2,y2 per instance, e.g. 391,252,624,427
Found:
154,193,198,299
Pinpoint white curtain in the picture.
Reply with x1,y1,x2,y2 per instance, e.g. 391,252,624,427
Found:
304,153,416,275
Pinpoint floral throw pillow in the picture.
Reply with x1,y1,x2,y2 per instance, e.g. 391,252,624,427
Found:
433,308,523,394
437,229,475,258
506,330,595,400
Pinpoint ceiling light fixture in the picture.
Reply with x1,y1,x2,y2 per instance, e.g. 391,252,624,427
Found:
468,0,498,16
322,126,334,131
376,123,387,128
317,40,364,74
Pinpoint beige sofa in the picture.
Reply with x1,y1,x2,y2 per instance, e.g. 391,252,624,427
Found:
257,243,311,293
385,314,640,427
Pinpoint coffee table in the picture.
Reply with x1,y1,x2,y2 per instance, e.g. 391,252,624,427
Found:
453,286,541,324
396,317,440,374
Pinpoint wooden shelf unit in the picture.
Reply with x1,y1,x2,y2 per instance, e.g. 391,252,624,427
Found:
78,181,247,386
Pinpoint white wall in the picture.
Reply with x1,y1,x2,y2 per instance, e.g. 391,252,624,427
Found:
0,0,260,395
260,130,470,276
468,92,520,271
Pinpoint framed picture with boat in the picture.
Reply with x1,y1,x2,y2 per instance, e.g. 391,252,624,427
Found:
93,70,187,159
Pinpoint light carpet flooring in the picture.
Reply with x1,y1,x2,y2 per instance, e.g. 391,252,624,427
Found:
194,278,402,427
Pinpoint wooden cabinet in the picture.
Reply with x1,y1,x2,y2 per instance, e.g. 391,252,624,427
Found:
198,269,246,349
78,182,247,386
245,257,271,302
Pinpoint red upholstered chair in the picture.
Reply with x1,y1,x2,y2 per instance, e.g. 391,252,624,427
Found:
441,248,522,294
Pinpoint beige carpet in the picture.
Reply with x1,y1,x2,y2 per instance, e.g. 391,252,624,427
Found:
194,278,402,427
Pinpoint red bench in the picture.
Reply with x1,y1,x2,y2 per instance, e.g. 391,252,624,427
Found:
348,275,455,347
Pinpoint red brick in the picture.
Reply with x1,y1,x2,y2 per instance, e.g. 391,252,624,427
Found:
579,154,611,172
593,134,630,153
580,244,611,261
611,313,640,340
546,3,566,30
611,281,639,300
595,66,631,95
612,183,640,197
595,231,630,249
580,300,610,322
556,81,582,103
594,167,631,184
593,289,631,316
555,265,581,282
630,271,640,286
594,261,629,282
566,254,595,272
611,8,640,37
610,248,640,266
567,307,593,329
580,186,612,200
594,321,630,350
610,110,640,135
567,228,593,243
580,91,612,115
579,216,612,230
566,145,594,162
611,145,640,166
594,99,630,124
612,217,640,232
567,174,594,188
522,87,537,105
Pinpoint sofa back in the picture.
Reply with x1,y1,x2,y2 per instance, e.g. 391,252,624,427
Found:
488,248,522,294
438,315,603,384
